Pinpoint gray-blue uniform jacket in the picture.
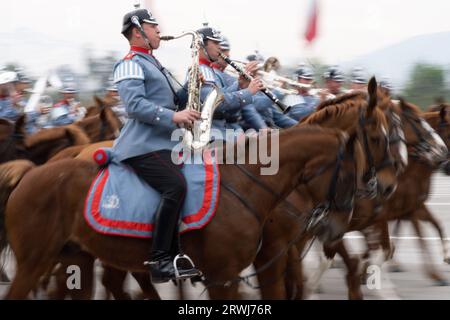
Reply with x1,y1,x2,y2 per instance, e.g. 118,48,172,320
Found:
284,94,320,122
0,98,20,121
211,67,244,131
242,93,297,130
199,63,252,138
113,48,181,162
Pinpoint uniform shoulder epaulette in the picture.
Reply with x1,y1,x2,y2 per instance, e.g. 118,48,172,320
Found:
199,64,216,83
113,55,144,84
123,52,137,60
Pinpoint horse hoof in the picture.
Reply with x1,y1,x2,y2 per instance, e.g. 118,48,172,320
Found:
434,279,449,287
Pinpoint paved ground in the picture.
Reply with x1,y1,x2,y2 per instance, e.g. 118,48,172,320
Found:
1,172,450,300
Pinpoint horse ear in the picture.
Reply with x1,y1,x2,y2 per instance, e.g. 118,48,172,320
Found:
14,114,26,136
398,97,409,112
367,76,378,116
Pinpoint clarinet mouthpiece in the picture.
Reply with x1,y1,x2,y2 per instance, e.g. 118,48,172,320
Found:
160,36,175,41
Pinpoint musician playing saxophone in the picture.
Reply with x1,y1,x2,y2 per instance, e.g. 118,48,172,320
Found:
112,8,201,283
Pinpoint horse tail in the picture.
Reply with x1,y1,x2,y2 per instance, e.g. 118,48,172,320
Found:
64,124,91,146
0,160,35,253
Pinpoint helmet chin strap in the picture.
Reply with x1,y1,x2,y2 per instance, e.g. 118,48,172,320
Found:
200,40,217,63
131,16,154,51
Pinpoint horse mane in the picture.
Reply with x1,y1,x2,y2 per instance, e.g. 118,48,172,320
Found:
217,125,346,165
316,91,367,111
25,125,90,148
397,99,422,115
302,98,364,125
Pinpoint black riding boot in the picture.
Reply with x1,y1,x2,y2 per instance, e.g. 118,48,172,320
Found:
146,198,201,283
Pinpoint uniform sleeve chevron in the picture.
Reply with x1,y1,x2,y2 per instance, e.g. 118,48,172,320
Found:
113,60,145,83
199,65,216,83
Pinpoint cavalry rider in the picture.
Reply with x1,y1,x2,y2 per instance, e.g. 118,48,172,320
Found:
53,80,86,123
113,8,201,283
283,65,320,121
322,65,346,98
50,85,78,126
0,70,20,121
348,67,368,92
195,26,264,140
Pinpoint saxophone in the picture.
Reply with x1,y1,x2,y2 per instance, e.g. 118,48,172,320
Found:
161,32,224,150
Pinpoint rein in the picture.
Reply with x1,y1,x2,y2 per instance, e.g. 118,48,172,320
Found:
201,140,349,292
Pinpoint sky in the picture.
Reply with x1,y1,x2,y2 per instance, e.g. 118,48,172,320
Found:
1,0,450,77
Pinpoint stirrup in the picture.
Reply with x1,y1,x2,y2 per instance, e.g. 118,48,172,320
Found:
173,254,202,280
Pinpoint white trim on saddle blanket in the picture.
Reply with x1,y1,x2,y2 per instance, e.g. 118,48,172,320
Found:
84,149,220,238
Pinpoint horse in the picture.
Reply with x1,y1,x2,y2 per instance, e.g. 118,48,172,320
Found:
1,125,359,299
0,114,91,165
42,78,401,300
251,80,402,300
360,103,450,288
305,99,449,299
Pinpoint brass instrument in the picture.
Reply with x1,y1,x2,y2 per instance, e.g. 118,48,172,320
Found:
161,32,224,150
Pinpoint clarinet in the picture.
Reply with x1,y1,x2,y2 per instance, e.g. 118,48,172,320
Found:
218,52,291,113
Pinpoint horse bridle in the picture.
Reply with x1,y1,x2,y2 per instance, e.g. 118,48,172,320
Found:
355,107,392,199
203,140,351,291
402,109,439,162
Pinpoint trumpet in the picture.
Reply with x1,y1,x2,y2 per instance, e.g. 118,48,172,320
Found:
256,70,312,90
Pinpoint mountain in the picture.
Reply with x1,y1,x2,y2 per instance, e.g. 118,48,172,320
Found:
342,32,450,91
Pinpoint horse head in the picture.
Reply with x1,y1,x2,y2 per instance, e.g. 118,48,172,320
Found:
398,99,448,168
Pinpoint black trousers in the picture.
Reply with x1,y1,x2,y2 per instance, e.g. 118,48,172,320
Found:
124,150,186,255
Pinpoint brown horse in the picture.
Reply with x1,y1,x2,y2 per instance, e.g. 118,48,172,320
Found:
92,78,402,300
307,100,449,299
1,126,359,299
361,103,450,288
0,115,91,165
251,81,403,300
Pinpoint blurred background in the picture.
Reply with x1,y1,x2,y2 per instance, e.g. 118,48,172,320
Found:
1,0,450,108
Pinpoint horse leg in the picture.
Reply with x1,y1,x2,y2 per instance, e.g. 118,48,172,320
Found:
101,265,132,300
303,242,334,299
334,241,363,300
6,255,59,300
388,220,405,273
254,246,289,299
414,205,450,265
130,272,160,300
285,246,303,300
363,222,400,300
410,216,449,286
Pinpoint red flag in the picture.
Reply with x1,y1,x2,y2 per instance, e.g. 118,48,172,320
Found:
304,0,318,43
